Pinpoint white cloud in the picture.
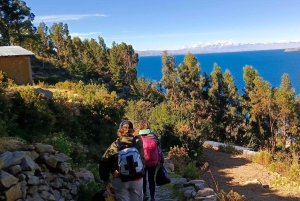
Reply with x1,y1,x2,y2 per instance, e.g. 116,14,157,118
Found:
34,14,106,23
70,32,102,39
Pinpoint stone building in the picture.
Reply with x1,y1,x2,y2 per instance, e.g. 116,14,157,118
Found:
0,46,34,85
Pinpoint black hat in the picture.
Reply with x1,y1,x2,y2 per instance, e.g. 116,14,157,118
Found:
119,120,133,129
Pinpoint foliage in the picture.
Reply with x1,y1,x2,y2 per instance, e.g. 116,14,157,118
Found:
217,143,243,155
249,150,272,167
124,99,153,126
43,132,72,156
181,161,201,180
217,189,246,201
168,145,191,175
77,181,101,201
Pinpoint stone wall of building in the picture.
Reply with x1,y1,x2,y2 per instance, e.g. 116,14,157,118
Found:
0,56,33,85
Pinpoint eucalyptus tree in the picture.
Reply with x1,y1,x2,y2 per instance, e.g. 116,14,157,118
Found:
177,52,201,101
82,37,109,77
108,42,138,87
208,63,227,141
0,0,35,46
248,75,276,149
35,21,56,59
49,22,71,63
160,50,179,107
222,70,244,143
274,74,296,145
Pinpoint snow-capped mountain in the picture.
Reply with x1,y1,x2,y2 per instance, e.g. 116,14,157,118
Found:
137,40,300,56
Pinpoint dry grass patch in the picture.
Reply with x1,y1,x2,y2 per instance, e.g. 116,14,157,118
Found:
0,137,28,154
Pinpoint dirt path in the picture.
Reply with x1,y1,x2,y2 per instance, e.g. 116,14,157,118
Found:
200,148,300,201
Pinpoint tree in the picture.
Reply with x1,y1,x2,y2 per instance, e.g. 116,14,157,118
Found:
49,22,70,64
248,75,275,148
108,42,138,87
160,51,179,107
0,0,35,46
222,70,243,143
274,74,295,147
177,52,201,101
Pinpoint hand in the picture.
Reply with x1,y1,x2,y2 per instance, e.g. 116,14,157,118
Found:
104,180,111,187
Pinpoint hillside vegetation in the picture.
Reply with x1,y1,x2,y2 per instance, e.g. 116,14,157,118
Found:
1,0,300,198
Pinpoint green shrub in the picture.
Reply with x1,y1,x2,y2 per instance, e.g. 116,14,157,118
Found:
251,150,272,166
168,145,191,175
287,164,300,184
77,181,100,201
181,161,201,180
43,132,73,155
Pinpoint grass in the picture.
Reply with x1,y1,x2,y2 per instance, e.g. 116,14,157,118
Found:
0,137,28,154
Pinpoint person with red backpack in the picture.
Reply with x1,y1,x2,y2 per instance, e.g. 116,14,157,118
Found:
135,120,164,201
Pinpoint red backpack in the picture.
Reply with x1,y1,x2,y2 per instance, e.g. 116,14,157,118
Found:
141,134,159,167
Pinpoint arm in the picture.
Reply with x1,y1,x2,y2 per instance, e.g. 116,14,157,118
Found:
133,135,145,166
154,134,164,164
99,142,117,182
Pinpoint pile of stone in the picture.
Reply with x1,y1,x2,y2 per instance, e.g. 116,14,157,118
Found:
172,178,217,201
0,143,94,201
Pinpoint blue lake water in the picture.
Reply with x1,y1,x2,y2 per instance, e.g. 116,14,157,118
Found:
137,49,300,95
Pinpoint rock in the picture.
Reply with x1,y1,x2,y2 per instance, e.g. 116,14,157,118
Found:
27,176,40,185
164,162,175,172
38,185,50,192
5,165,22,175
183,189,194,198
15,173,26,182
0,151,26,169
55,153,70,163
0,170,19,189
35,88,53,100
20,155,40,171
27,185,38,195
34,143,56,154
25,151,39,161
173,178,188,186
4,183,23,201
197,188,215,197
39,153,58,168
57,162,72,174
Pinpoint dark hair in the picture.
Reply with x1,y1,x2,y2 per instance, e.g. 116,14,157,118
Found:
119,120,133,129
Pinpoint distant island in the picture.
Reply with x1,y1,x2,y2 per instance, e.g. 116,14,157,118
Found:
284,47,300,52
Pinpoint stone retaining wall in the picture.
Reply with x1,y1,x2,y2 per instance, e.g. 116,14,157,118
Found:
0,143,94,201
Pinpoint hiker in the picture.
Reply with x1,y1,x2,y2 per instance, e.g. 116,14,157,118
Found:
135,120,164,201
99,120,145,201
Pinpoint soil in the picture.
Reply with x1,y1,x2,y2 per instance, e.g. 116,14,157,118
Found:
200,148,300,201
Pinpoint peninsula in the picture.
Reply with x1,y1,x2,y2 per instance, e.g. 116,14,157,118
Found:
284,47,300,52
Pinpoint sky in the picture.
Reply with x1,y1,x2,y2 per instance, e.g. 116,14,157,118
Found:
25,0,300,51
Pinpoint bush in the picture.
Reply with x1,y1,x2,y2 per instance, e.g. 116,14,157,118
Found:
217,189,246,201
181,161,201,180
77,181,100,201
168,145,190,175
43,132,73,156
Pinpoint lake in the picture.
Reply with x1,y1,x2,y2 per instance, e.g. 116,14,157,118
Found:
137,49,300,95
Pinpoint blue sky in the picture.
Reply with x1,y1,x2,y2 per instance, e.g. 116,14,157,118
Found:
26,0,300,51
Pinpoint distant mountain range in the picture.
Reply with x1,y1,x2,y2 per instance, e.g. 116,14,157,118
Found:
137,40,300,56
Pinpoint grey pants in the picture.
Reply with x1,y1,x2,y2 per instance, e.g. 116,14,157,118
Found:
113,178,143,201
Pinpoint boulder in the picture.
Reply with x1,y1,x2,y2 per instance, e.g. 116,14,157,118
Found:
0,170,19,189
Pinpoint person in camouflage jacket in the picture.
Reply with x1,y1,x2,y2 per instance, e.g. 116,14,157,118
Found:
99,120,145,201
